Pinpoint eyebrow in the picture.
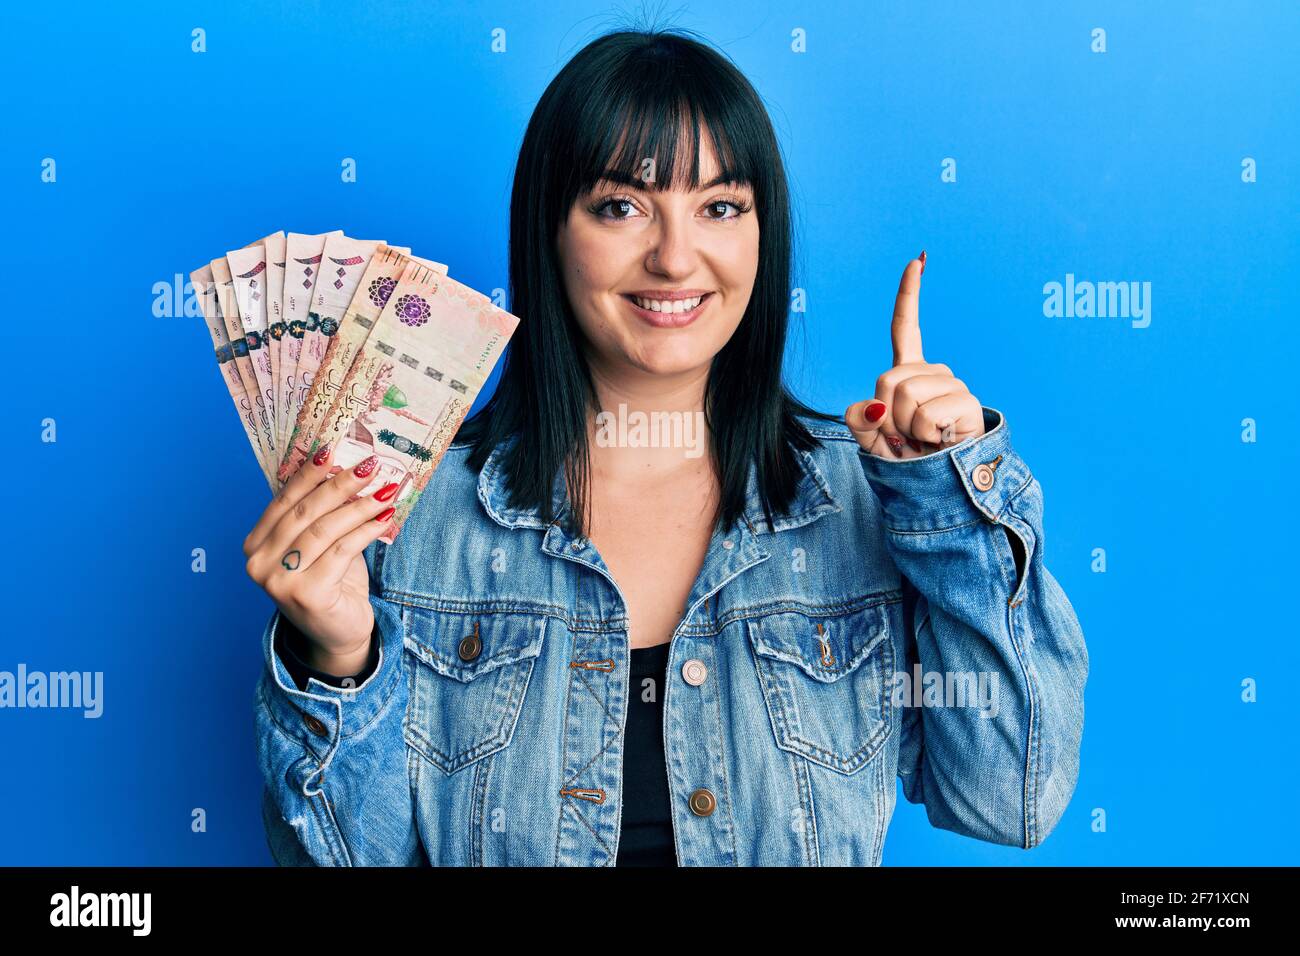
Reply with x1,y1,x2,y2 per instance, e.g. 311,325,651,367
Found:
593,168,749,192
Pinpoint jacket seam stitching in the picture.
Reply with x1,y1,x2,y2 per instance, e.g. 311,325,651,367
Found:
793,750,821,865
1006,593,1038,849
470,755,491,865
704,641,740,866
553,640,580,866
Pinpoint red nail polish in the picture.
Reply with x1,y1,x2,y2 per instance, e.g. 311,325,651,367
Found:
885,434,905,451
907,438,922,452
865,401,887,423
353,454,379,479
374,482,399,502
374,506,396,523
919,250,927,276
312,443,332,466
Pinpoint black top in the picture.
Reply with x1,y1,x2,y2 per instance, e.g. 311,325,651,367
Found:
272,616,678,866
615,640,676,866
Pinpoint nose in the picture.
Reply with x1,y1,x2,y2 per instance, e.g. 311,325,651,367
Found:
644,209,698,276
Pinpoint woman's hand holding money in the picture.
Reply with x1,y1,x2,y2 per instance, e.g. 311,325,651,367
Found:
242,444,398,676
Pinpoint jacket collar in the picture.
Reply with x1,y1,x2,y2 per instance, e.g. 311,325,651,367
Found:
474,430,842,536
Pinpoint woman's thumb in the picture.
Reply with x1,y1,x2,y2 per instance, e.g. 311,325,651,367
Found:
845,399,888,452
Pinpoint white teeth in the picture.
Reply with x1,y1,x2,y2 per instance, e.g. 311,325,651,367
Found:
634,295,704,312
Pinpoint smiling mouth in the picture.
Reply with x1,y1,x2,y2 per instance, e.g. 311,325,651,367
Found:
620,291,714,327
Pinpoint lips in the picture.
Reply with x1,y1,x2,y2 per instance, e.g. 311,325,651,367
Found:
621,291,714,328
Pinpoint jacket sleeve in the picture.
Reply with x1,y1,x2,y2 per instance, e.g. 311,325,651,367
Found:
276,612,379,692
857,406,1088,849
252,542,426,866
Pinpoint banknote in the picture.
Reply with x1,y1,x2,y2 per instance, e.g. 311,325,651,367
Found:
308,260,519,543
281,234,386,472
190,264,278,491
279,230,343,454
277,245,447,482
263,232,287,448
209,254,275,465
226,239,280,468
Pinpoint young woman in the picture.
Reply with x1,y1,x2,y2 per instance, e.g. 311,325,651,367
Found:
244,28,1088,866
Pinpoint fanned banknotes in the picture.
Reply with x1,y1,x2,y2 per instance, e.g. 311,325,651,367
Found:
191,230,519,542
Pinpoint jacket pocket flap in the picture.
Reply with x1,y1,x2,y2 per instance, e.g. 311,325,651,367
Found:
402,606,547,683
747,602,890,683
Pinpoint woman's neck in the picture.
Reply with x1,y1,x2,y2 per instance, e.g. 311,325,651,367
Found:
583,360,714,480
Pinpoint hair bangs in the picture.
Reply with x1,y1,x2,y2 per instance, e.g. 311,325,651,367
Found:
567,47,761,206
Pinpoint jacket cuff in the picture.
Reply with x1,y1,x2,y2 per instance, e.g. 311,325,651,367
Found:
275,613,380,692
857,405,1033,531
259,592,404,746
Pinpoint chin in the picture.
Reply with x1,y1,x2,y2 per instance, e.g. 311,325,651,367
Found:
620,335,716,376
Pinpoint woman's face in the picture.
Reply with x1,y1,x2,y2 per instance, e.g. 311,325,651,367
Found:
556,135,759,383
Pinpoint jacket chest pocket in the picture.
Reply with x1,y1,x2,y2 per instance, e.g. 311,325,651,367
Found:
746,602,895,775
401,606,547,775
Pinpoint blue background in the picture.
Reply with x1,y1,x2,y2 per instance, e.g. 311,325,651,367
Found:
1,0,1295,865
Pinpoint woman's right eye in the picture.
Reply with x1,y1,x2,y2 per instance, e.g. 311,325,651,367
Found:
590,196,640,220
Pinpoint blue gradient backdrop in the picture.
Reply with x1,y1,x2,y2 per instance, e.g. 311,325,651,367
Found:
0,1,1296,864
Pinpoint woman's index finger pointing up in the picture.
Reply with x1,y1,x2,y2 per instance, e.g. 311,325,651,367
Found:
891,252,926,367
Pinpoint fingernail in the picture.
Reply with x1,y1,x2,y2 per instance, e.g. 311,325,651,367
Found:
374,506,396,522
353,454,379,479
312,443,332,466
374,482,399,502
864,401,887,423
919,250,927,276
907,438,923,452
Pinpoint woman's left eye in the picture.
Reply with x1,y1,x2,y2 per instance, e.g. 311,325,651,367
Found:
703,198,751,220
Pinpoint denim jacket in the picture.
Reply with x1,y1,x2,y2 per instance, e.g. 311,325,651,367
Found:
253,406,1088,866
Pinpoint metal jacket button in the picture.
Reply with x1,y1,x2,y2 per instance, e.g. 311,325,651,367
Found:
458,621,482,661
303,713,328,738
971,453,1003,492
682,659,708,686
688,788,717,817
